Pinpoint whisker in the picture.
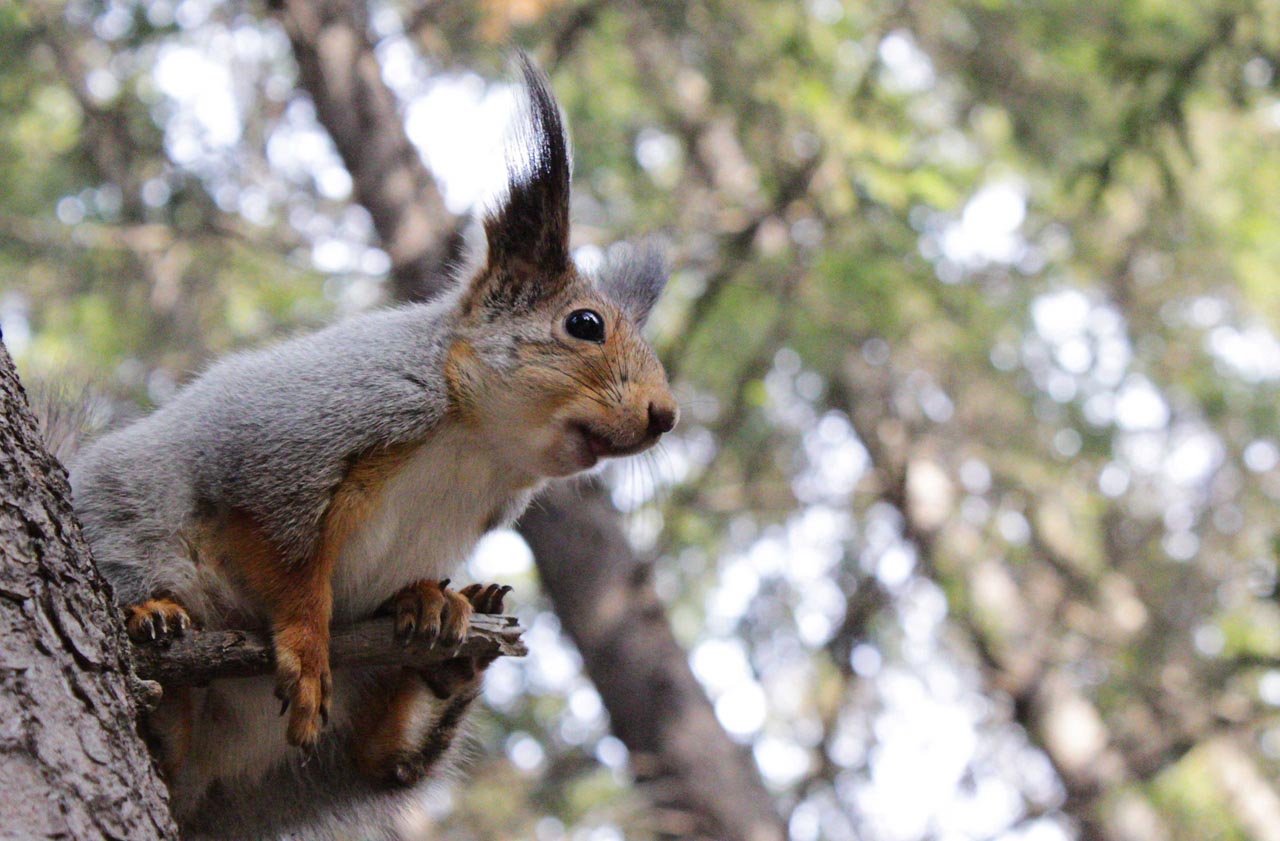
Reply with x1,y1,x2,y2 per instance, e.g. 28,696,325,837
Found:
606,352,628,404
649,445,675,504
640,452,658,508
630,454,643,514
547,365,613,409
589,353,625,404
547,360,611,399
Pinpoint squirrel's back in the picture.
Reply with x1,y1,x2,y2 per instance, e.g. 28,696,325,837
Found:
71,299,458,605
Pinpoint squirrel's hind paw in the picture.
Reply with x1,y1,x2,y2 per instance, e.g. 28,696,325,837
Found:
125,598,193,642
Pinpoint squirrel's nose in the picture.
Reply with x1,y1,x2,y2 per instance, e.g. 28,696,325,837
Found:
647,401,678,436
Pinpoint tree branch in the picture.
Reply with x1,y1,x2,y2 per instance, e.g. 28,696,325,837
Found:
520,480,786,841
274,0,463,303
131,615,526,687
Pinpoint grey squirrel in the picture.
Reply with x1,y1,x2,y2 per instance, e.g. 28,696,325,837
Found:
69,55,677,839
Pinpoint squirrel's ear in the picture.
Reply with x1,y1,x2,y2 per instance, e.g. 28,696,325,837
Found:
597,240,669,327
481,53,572,285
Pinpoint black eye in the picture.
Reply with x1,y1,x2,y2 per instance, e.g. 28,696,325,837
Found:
565,309,606,343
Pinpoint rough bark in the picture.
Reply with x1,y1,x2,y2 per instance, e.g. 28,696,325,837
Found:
273,4,788,839
0,338,178,839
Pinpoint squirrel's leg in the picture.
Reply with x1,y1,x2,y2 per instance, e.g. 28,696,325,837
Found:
214,452,406,749
352,581,511,786
143,686,195,779
269,567,334,751
351,671,481,787
218,511,337,750
123,595,195,775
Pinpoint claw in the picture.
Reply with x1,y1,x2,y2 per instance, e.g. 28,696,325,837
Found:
486,583,513,614
460,582,513,614
393,761,415,786
125,598,193,643
275,684,290,716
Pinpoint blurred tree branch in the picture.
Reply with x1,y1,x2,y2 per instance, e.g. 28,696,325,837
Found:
277,0,464,303
522,480,788,841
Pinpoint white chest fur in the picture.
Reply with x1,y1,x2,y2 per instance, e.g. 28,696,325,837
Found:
331,426,533,623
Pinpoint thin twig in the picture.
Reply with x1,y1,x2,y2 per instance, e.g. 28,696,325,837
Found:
131,614,526,686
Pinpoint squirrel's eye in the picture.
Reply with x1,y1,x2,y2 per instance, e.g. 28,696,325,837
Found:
565,309,606,343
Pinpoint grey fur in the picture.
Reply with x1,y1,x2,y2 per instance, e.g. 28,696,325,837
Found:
72,295,458,607
27,379,110,464
596,239,669,327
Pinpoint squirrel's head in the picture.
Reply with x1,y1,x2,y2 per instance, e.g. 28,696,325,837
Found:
446,55,678,479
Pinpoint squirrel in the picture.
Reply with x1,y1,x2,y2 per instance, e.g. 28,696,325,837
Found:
68,55,677,839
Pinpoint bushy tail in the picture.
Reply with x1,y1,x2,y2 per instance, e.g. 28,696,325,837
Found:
26,379,106,465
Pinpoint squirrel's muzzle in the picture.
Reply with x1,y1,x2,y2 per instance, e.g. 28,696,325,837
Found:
647,401,678,437
574,394,677,464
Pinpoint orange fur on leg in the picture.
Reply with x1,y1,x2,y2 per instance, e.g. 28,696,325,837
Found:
144,686,194,779
352,581,511,785
351,670,480,788
209,512,334,749
201,444,422,749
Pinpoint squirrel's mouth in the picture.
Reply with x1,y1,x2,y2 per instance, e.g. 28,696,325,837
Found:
569,422,657,466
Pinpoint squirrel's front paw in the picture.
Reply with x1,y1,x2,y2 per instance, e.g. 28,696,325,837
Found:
421,582,513,699
458,582,514,616
273,634,332,750
125,597,193,642
386,578,476,647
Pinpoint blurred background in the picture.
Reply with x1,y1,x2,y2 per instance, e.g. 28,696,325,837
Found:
5,0,1280,839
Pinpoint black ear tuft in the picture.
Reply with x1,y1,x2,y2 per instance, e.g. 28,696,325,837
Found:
597,240,669,327
484,52,572,274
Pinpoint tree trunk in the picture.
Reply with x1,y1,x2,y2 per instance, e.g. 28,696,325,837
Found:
0,338,177,839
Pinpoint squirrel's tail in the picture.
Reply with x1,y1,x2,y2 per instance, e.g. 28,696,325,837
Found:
26,379,106,465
